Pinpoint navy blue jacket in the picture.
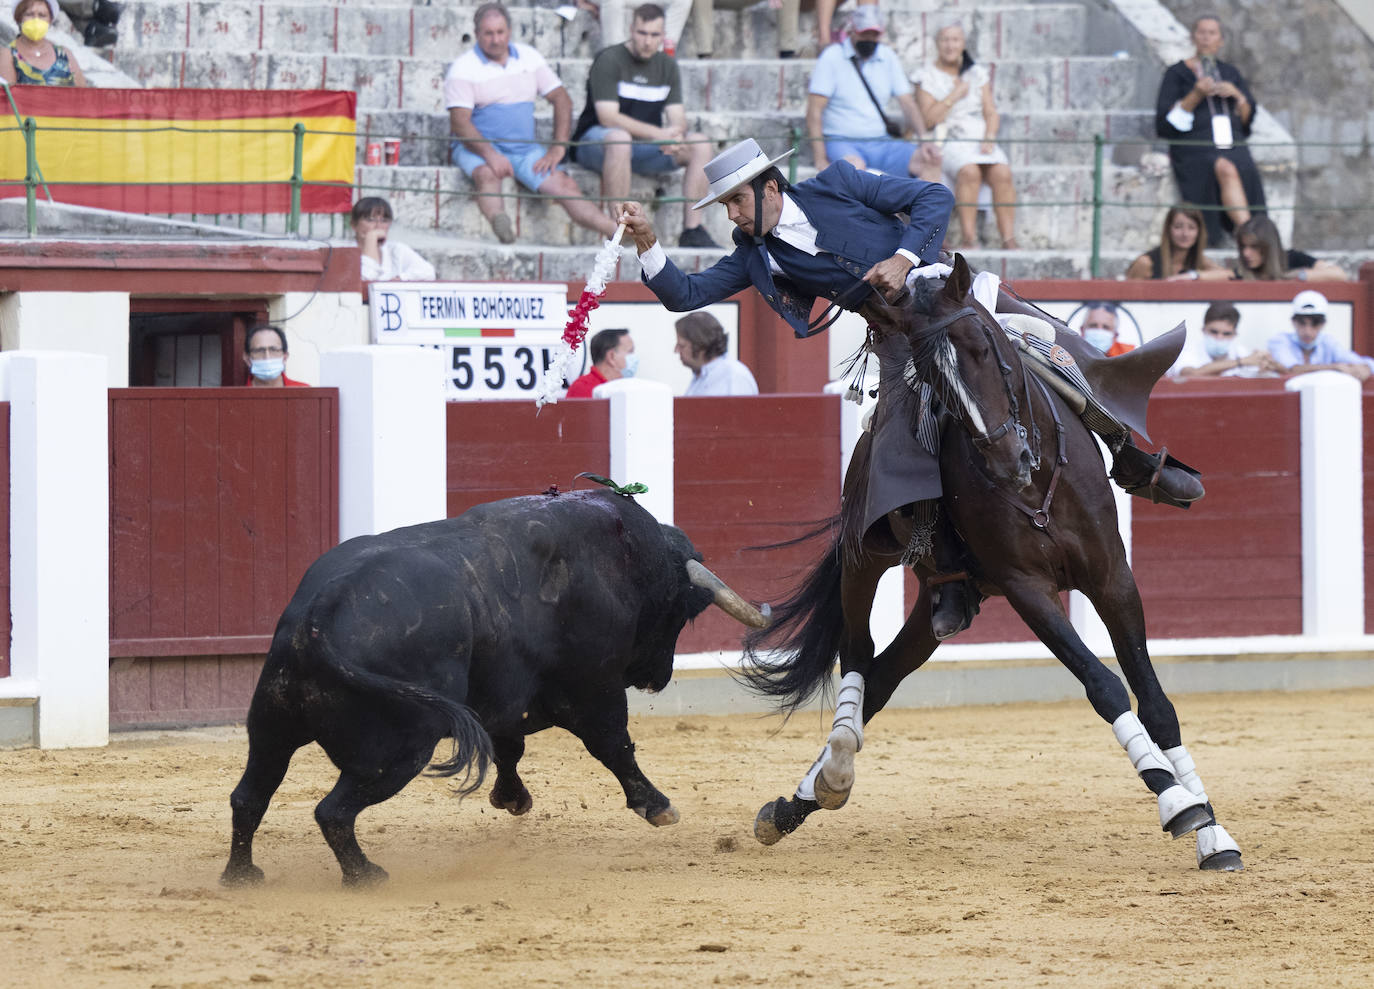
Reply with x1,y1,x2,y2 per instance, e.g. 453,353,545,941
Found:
644,160,953,337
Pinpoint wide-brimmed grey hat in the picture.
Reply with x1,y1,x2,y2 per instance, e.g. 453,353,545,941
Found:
692,138,794,210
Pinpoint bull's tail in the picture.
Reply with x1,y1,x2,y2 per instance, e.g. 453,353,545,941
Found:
307,632,492,795
737,521,846,716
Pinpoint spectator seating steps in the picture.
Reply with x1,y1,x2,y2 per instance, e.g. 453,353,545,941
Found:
115,1,1086,64
109,49,1148,118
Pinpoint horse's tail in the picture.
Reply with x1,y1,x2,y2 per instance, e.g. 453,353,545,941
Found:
738,520,847,716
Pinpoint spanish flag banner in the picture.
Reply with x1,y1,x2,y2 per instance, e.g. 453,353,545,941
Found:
0,88,356,214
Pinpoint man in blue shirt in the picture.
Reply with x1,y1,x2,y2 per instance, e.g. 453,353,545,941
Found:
1267,290,1373,381
806,6,940,182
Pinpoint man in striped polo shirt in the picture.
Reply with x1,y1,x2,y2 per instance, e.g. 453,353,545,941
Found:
570,3,718,249
446,2,620,245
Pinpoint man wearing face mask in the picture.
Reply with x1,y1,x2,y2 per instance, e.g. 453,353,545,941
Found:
1078,302,1135,357
565,328,637,397
1171,302,1279,379
1266,290,1374,381
243,325,309,388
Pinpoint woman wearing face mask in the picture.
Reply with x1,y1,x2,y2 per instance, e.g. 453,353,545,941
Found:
243,325,309,388
1229,215,1347,283
1,0,88,87
1126,205,1228,281
913,22,1016,249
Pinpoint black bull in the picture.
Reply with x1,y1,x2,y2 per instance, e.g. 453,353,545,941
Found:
221,489,768,887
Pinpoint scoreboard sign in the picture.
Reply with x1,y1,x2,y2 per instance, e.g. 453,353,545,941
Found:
369,282,570,399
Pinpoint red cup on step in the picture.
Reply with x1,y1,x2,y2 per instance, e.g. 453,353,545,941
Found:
383,139,400,165
364,142,382,166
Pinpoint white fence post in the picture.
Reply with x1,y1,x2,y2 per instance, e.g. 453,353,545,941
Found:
0,352,109,749
321,346,448,541
1286,371,1363,637
598,378,673,524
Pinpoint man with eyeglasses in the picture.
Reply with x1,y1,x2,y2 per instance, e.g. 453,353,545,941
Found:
1171,301,1280,379
243,325,309,387
1267,290,1373,381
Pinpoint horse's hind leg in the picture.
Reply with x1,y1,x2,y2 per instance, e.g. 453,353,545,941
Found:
1003,583,1210,842
755,583,940,846
1093,581,1243,871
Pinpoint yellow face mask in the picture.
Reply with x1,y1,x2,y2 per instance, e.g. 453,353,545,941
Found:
20,17,50,42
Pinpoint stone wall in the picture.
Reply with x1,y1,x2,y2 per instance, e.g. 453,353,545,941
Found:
1160,0,1374,250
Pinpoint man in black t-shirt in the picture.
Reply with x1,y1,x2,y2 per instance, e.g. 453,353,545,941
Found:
570,2,719,248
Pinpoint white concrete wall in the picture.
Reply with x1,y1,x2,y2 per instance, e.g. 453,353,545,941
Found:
597,377,674,525
0,351,110,748
269,291,369,387
0,292,130,386
321,345,448,541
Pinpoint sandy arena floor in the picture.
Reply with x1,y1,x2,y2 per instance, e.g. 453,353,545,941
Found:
3,686,1372,988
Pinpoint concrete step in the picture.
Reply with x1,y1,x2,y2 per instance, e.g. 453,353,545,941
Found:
110,49,1147,116
116,1,1085,62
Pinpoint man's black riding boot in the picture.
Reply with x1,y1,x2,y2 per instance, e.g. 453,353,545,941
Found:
1109,443,1204,509
929,575,979,641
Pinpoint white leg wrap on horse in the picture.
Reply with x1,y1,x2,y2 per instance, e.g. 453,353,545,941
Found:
832,671,865,752
1163,744,1208,803
1111,711,1175,778
794,744,830,801
1195,823,1241,867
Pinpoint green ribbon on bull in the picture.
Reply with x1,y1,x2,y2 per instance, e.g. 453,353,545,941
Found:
577,472,649,497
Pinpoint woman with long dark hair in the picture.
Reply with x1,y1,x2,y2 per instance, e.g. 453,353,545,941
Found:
1231,216,1346,282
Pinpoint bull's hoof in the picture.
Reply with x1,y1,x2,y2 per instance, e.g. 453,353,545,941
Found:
646,805,680,827
489,787,533,816
1163,802,1212,839
342,861,389,889
1199,849,1244,872
219,863,264,888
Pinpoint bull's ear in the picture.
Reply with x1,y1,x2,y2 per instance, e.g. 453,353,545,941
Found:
944,253,972,301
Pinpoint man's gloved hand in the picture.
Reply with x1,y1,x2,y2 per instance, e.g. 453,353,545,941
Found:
905,262,953,286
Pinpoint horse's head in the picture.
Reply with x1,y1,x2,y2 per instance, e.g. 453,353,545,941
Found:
877,255,1036,490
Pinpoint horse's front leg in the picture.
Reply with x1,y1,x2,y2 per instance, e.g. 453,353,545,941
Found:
1093,579,1244,871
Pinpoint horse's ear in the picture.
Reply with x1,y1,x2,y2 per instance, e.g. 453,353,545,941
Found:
944,254,972,301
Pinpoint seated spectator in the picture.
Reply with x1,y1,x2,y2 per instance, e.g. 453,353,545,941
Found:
1155,14,1263,246
1126,206,1228,281
1,0,88,87
243,325,309,388
570,4,719,249
810,0,877,55
567,328,637,397
674,311,758,395
445,3,620,245
806,7,940,183
913,22,1016,248
351,197,436,282
1230,215,1347,282
1267,290,1373,381
1170,302,1280,379
688,0,801,60
1078,302,1134,356
586,0,690,56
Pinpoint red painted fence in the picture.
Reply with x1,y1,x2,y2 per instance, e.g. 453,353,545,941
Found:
107,388,338,726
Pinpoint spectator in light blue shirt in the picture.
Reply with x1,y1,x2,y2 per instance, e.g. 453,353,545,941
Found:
675,311,758,396
805,6,940,182
1267,290,1374,381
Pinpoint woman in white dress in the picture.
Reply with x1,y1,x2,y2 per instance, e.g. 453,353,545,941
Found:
913,23,1017,249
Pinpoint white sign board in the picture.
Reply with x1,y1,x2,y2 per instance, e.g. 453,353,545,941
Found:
369,282,569,399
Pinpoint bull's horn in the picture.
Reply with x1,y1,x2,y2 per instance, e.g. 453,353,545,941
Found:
686,559,771,628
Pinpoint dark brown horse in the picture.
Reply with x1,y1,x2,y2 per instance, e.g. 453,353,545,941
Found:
741,256,1242,871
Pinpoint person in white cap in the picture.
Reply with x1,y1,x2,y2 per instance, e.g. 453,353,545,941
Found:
1266,290,1373,380
806,6,941,182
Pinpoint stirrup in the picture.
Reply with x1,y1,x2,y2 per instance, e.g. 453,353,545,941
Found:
1110,445,1203,509
929,573,979,640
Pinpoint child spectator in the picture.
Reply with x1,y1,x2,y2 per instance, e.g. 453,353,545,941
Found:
1267,290,1372,381
352,197,436,282
1170,302,1280,378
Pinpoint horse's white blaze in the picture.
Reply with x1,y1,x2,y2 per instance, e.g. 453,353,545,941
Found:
935,339,989,436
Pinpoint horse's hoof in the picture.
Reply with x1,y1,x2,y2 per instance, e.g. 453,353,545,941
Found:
490,788,533,816
812,730,856,810
342,861,389,889
1163,802,1212,839
754,799,790,845
219,863,264,888
646,805,680,827
1199,849,1244,872
813,770,851,810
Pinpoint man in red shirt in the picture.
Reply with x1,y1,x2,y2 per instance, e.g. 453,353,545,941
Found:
566,328,637,397
1079,302,1136,357
244,325,309,387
